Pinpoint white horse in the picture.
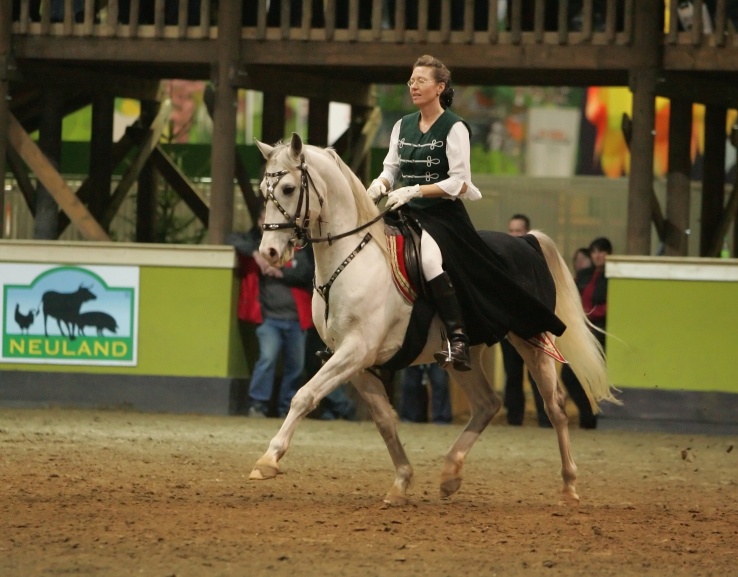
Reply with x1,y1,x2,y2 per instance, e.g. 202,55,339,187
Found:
249,133,618,506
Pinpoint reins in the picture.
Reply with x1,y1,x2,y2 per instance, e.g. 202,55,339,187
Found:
262,151,390,321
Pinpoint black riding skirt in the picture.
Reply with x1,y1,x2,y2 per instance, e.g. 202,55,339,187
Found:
403,199,566,346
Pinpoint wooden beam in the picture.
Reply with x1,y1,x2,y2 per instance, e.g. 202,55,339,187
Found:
150,146,210,226
238,66,375,107
7,113,110,241
5,146,36,217
57,130,138,234
657,72,738,109
101,99,173,229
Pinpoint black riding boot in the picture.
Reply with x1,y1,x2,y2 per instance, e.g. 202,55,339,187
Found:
428,272,471,372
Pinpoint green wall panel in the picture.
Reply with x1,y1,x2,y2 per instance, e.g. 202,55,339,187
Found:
607,278,738,393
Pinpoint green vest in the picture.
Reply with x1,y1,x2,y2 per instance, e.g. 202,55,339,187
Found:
397,110,470,209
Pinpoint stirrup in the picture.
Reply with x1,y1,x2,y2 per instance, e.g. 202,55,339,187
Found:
434,332,471,372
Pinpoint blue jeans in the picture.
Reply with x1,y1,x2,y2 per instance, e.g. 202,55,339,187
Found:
400,364,452,423
249,318,306,415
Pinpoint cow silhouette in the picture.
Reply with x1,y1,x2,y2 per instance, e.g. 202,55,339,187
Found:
41,285,96,341
15,304,37,334
76,311,118,337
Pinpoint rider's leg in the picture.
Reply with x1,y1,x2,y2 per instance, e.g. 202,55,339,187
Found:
421,231,471,372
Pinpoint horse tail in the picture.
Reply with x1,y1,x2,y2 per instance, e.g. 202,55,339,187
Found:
530,230,620,411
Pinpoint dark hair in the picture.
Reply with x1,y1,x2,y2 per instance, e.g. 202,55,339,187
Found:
574,247,591,258
509,213,531,230
413,54,454,109
589,237,613,254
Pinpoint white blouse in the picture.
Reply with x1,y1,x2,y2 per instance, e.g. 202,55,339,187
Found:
377,118,482,201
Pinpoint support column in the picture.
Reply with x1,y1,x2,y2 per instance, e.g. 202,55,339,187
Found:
700,104,727,256
626,2,661,255
88,92,115,224
0,0,12,238
664,99,692,256
208,1,242,244
136,100,160,242
307,99,330,146
262,92,285,146
33,88,64,240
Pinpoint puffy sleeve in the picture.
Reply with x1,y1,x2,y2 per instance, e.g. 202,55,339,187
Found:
436,122,482,201
376,120,402,188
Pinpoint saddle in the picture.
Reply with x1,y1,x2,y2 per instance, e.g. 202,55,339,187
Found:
383,210,426,303
381,211,566,369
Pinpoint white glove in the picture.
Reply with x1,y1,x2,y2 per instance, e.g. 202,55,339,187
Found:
366,179,387,201
385,184,421,210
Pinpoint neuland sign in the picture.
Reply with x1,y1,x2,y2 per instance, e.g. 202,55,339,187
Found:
1,264,139,366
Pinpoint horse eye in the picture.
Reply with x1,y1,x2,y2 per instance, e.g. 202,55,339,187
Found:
282,185,296,196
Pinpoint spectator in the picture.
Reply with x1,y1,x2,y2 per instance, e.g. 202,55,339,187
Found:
559,236,613,429
228,207,315,418
500,214,549,427
399,364,452,424
572,246,592,273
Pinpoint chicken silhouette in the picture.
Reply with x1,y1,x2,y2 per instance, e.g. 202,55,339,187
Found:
15,304,37,334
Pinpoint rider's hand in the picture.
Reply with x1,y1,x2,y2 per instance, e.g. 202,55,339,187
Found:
367,179,387,201
385,184,421,210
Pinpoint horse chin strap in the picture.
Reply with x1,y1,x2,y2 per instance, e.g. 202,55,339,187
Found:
262,154,324,249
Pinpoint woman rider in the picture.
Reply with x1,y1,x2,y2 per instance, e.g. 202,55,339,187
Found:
368,54,566,371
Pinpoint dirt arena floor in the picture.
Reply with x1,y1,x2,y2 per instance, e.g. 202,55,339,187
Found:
1,407,736,577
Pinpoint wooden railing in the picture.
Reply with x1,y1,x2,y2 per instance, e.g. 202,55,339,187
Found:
9,0,737,49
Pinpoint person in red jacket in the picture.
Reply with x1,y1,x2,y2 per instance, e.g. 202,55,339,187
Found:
559,236,612,429
228,209,315,418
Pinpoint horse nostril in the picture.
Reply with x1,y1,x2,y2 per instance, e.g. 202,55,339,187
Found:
268,248,277,260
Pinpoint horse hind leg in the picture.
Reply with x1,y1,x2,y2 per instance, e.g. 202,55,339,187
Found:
509,334,579,505
439,345,501,498
352,371,414,506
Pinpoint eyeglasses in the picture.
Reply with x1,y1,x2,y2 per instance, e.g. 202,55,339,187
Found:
407,78,433,87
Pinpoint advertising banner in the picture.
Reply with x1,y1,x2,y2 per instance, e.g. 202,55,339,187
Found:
1,264,139,366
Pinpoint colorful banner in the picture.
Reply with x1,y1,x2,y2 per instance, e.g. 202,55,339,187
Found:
1,265,139,366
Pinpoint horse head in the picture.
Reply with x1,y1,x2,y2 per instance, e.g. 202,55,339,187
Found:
255,133,327,267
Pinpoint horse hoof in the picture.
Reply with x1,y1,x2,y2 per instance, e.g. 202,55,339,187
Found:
440,477,462,498
249,464,280,480
561,488,580,506
383,494,409,507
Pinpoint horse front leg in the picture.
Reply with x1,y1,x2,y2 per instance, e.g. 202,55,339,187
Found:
510,334,579,505
351,371,413,506
249,338,369,481
439,346,501,498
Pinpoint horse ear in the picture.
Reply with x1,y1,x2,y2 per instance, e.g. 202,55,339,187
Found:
289,132,303,160
254,139,273,160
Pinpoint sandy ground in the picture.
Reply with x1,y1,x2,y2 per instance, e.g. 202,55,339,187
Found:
1,407,736,577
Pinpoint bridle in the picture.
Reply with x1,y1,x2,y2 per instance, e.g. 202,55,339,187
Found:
261,151,391,321
261,152,388,246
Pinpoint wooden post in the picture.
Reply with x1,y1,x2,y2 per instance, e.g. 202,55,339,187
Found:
208,1,242,244
0,0,12,238
626,2,661,255
88,92,115,224
700,104,728,256
262,92,286,146
307,99,330,147
33,89,64,240
136,100,160,242
664,99,693,256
